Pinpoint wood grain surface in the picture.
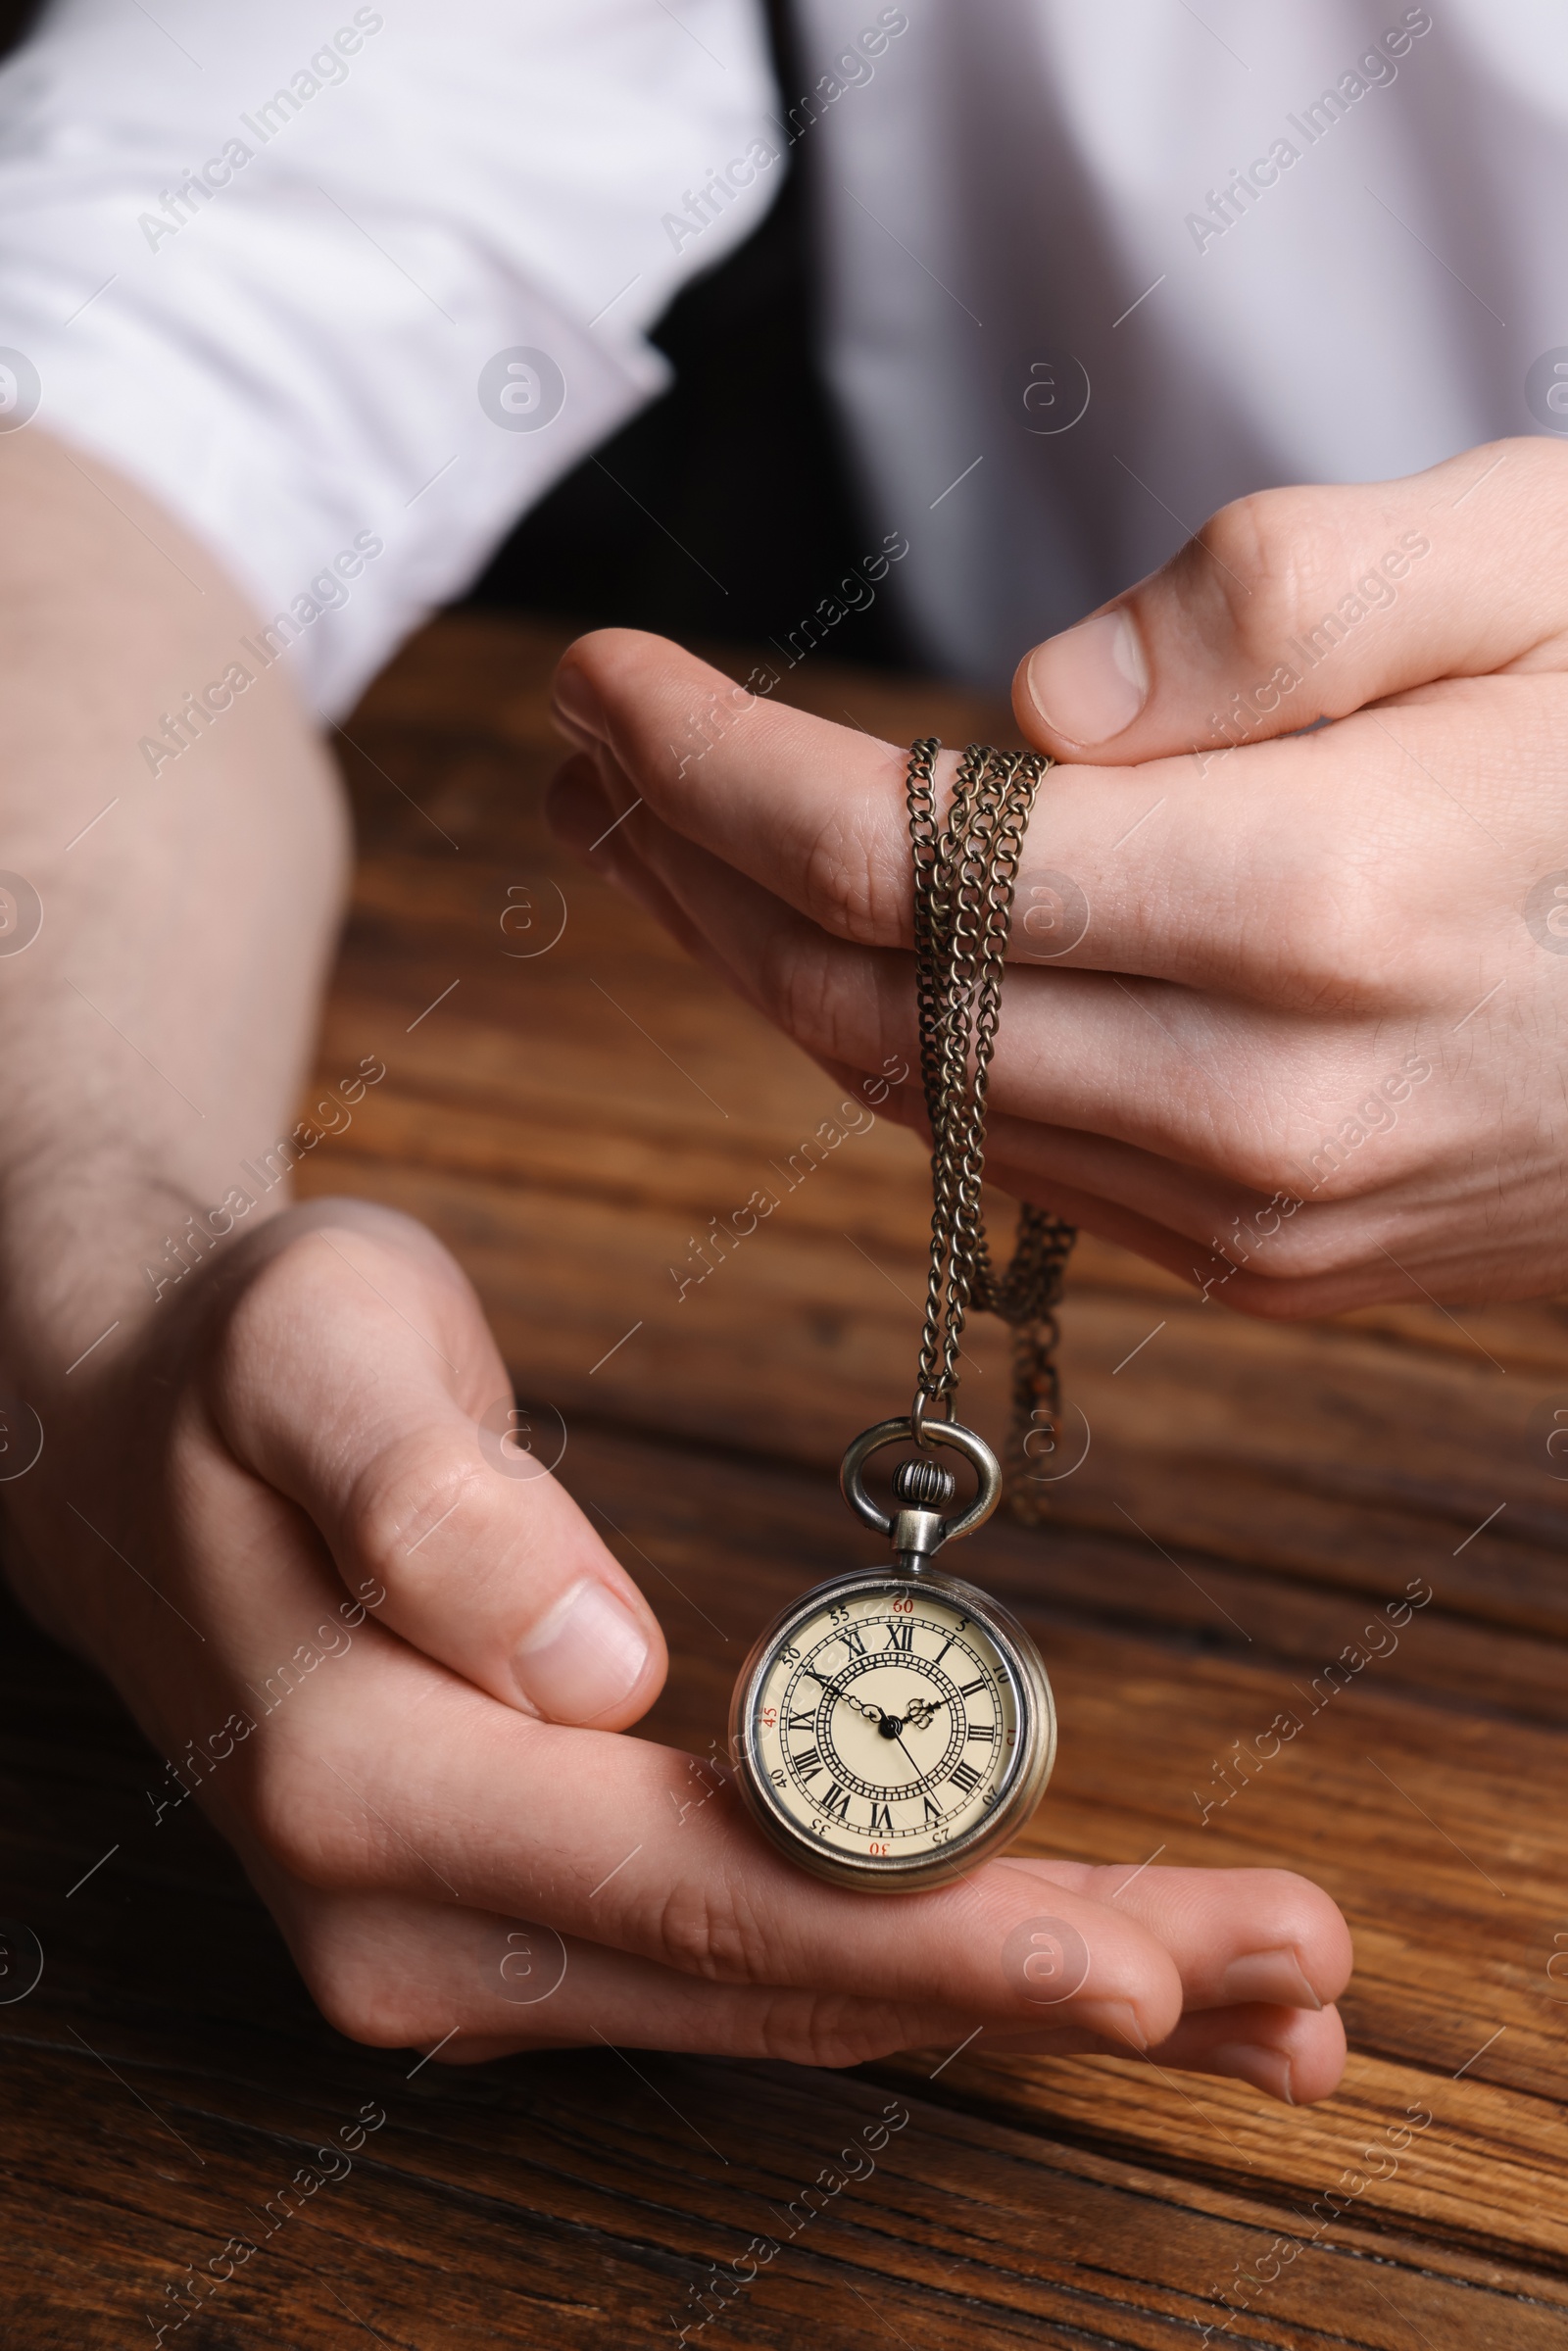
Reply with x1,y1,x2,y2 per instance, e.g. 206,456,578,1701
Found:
3,613,1565,2348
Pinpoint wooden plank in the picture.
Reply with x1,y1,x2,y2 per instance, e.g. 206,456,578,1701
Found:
298,1121,1568,1636
564,1421,1566,2120
2,1525,1563,2350
9,612,1567,2345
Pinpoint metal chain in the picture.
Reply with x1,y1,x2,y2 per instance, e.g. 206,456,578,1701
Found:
906,738,1078,1523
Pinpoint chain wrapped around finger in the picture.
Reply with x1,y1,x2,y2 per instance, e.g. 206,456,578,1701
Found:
904,737,1077,1522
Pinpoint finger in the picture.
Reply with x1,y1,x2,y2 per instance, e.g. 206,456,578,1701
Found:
551,628,916,952
254,1863,1341,2097
162,1429,1349,2073
555,747,918,1076
983,1100,1546,1317
551,625,1537,1014
981,1152,1420,1320
128,1295,1350,2087
165,1353,1187,2050
562,747,1496,1322
247,1861,975,2066
311,1680,1186,2047
989,1999,1348,2107
561,749,1452,1224
1012,437,1568,763
208,1201,667,1729
267,1621,1354,2053
1157,2000,1348,2106
550,748,742,991
994,1859,1351,2011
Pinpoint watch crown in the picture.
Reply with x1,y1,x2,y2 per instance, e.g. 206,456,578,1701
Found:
891,1456,956,1509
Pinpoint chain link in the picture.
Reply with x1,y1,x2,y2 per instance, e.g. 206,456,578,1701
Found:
905,738,1077,1523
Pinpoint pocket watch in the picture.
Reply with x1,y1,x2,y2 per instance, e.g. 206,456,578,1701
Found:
728,740,1077,1891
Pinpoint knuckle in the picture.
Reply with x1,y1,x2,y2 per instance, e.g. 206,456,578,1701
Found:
1240,1216,1346,1279
1260,870,1394,1015
246,1739,368,1889
798,811,906,949
212,1222,385,1405
301,1935,440,2050
341,1443,481,1595
1191,486,1345,666
1283,1156,1368,1218
651,1871,772,1985
216,1230,330,1372
219,1214,448,1370
1288,1107,1418,1212
1208,1112,1310,1200
756,923,857,1064
1222,1142,1302,1199
752,1992,906,2070
755,918,821,1046
755,923,906,1082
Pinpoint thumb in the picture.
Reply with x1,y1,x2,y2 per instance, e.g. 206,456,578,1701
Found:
210,1204,666,1729
1011,436,1568,764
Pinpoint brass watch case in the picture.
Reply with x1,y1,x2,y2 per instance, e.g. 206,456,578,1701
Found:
728,1564,1056,1892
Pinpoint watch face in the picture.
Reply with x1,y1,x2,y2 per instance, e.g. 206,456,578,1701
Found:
731,1571,1054,1889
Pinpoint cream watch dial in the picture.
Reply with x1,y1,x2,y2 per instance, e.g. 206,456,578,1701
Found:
734,1573,1051,1886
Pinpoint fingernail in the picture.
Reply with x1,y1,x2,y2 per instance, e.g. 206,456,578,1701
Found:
1207,2040,1295,2104
1219,1946,1323,2010
1023,608,1148,747
512,1579,649,1723
1072,1997,1148,2051
551,662,605,742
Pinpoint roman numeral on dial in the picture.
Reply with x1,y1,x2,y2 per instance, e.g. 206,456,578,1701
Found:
948,1759,983,1796
883,1619,913,1651
819,1782,852,1822
868,1800,893,1834
786,1709,816,1731
958,1676,989,1697
965,1720,997,1744
792,1745,825,1782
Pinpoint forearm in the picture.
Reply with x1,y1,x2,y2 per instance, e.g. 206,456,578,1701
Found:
0,430,349,1388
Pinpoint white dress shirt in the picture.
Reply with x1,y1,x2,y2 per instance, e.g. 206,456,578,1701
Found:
0,0,1560,710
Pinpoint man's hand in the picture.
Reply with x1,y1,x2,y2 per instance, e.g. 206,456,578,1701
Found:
7,1197,1350,2085
547,436,1568,1316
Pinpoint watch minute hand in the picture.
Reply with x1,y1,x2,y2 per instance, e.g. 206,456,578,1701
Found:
805,1667,882,1724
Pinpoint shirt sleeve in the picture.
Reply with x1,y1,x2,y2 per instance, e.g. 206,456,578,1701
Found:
0,0,781,712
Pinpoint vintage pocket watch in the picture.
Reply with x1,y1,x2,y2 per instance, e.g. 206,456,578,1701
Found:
729,740,1077,1891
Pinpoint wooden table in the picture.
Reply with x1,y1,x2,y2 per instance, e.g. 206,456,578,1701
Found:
5,614,1567,2347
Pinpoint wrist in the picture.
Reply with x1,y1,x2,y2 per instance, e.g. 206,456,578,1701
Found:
0,1150,293,1404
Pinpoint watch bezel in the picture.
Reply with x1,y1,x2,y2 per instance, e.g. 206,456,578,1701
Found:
727,1565,1055,1892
